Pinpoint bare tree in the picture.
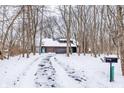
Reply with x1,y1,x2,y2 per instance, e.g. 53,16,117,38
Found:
39,6,45,54
2,6,23,54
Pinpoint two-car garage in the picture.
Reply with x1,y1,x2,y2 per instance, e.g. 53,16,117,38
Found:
41,46,76,54
39,38,77,54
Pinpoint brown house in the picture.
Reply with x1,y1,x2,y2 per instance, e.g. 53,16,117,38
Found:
40,38,77,54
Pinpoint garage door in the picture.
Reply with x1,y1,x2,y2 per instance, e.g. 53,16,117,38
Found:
55,47,66,53
46,47,54,53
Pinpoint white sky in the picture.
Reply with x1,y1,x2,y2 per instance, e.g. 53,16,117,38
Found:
0,0,123,5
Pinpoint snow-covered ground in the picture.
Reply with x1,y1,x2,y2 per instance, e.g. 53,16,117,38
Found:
53,54,124,88
0,53,124,88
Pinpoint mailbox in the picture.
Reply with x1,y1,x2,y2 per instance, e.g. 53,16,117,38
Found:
104,57,118,63
104,57,118,82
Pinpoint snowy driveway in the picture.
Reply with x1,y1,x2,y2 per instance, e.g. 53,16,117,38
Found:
33,54,86,88
1,53,124,88
0,53,86,88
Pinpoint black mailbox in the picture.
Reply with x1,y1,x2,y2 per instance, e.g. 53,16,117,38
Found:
104,57,118,63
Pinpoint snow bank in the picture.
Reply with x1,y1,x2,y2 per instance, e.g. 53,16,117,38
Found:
0,53,46,88
54,54,124,88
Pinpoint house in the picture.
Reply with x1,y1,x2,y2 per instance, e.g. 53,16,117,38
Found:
39,38,77,53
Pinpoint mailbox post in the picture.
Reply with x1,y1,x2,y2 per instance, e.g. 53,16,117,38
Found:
104,57,118,82
110,62,114,82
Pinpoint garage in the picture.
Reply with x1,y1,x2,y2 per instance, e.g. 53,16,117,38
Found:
40,38,77,54
55,47,66,53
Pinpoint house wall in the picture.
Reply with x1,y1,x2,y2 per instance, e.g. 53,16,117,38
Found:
46,47,55,53
55,47,66,53
42,46,77,54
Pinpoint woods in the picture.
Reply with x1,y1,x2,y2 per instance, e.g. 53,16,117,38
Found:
0,5,124,67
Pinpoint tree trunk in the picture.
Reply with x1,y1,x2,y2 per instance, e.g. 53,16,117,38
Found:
117,6,124,75
66,6,71,57
93,6,97,57
39,6,44,55
22,6,25,57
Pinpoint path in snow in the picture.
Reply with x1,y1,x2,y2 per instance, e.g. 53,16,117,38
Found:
0,53,84,88
13,54,59,88
34,54,59,87
34,54,85,88
50,57,86,88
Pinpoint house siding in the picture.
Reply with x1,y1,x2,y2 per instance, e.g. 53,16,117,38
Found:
46,47,55,53
42,46,76,54
55,47,66,53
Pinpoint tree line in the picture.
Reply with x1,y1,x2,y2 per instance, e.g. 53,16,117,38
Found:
0,5,124,75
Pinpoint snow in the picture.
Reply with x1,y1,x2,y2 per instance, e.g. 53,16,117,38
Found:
0,53,47,87
54,54,124,88
41,38,76,47
0,53,124,88
50,57,82,88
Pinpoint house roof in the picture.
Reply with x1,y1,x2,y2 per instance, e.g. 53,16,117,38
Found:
41,38,76,47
